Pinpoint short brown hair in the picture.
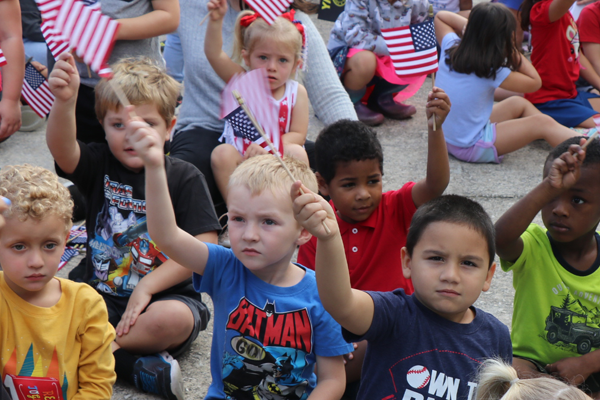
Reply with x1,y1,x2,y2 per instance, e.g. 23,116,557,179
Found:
229,155,317,197
0,165,73,233
95,57,180,125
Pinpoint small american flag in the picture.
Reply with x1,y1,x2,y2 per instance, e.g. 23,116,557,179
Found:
0,48,6,67
35,0,62,21
225,106,266,143
245,0,294,25
54,0,120,77
22,62,55,118
220,69,282,155
381,20,438,77
41,20,70,60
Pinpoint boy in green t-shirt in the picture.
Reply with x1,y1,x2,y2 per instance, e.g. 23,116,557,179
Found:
496,136,600,396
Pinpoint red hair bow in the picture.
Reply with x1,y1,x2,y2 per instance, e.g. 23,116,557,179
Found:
280,10,305,48
239,13,259,27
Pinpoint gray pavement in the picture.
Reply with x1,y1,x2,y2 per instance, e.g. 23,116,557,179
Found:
0,13,547,399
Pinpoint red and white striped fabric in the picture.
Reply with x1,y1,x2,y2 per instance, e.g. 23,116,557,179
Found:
35,0,62,21
22,62,55,118
41,20,70,60
245,0,294,25
0,48,6,67
381,20,438,77
54,0,120,77
220,68,282,155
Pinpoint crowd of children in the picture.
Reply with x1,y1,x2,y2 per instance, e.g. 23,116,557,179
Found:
4,0,600,397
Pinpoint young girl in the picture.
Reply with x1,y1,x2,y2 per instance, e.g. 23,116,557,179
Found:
521,0,600,128
435,4,577,164
327,0,430,126
205,0,309,201
475,358,592,400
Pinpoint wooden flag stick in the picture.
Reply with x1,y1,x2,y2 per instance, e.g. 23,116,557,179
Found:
232,90,331,234
109,79,137,119
67,220,87,245
582,129,599,150
431,73,437,131
199,11,211,27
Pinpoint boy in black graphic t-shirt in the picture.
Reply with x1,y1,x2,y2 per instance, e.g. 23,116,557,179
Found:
47,54,221,399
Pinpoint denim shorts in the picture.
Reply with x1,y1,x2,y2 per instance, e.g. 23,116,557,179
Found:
446,121,503,164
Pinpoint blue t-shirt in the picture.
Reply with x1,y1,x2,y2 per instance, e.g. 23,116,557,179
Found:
193,243,353,400
344,289,512,400
436,32,512,148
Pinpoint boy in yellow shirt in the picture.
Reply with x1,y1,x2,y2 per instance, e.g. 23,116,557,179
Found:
0,165,115,400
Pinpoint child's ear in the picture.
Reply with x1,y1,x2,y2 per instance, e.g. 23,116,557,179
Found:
482,262,496,292
167,117,177,142
296,226,312,247
401,247,412,279
315,172,329,197
241,49,250,67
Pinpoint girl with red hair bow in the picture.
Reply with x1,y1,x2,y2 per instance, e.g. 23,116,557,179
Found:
205,0,310,201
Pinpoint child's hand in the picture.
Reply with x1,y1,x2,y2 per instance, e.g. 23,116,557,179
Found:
343,342,359,364
207,0,227,21
426,87,451,130
546,355,594,386
243,143,269,160
48,53,80,102
115,285,152,337
125,107,165,168
547,140,586,190
291,181,338,240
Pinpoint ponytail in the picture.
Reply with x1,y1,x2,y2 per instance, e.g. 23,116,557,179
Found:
232,10,255,64
519,0,537,32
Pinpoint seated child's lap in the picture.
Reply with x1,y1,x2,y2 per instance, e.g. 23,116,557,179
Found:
101,284,209,358
535,91,600,127
446,121,503,163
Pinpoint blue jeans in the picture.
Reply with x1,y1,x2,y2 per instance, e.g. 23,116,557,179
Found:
163,32,184,83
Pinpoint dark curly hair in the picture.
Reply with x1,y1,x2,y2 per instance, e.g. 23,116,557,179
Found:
405,195,496,268
315,120,384,184
546,136,600,167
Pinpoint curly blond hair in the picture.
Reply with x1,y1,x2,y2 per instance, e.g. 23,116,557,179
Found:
95,57,180,126
0,165,73,232
229,155,317,197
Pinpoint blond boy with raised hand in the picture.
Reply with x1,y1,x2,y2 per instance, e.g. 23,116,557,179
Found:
47,54,221,399
0,165,116,400
127,113,353,400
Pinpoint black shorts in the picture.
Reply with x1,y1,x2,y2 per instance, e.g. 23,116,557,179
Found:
101,281,209,358
514,355,600,393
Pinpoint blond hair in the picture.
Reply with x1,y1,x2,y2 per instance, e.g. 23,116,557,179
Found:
229,155,317,197
233,11,303,68
0,165,73,233
476,359,592,400
95,57,180,125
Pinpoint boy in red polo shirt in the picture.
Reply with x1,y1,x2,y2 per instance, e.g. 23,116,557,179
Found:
297,88,451,395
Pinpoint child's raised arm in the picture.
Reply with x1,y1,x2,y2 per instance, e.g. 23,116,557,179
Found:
411,87,450,207
434,11,467,44
499,54,542,93
548,0,577,22
204,0,245,83
291,182,374,336
0,0,24,140
495,141,586,262
126,115,211,275
46,53,82,174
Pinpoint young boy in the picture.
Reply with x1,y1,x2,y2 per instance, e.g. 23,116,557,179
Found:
298,88,451,294
46,54,222,399
297,89,451,386
495,137,600,395
293,190,512,400
128,107,353,400
0,165,116,399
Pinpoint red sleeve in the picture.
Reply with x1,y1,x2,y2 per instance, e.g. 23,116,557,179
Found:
530,0,552,26
385,182,418,233
297,235,317,270
578,3,600,44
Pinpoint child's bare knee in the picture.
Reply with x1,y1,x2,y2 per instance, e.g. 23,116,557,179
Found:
145,301,194,337
284,144,309,164
211,144,238,167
